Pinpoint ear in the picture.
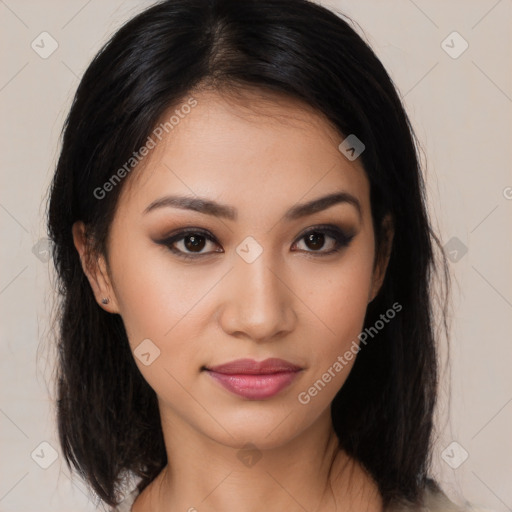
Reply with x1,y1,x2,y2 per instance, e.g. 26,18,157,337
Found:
72,221,120,313
368,213,394,303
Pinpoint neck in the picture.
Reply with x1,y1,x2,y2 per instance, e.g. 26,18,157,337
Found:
134,406,383,512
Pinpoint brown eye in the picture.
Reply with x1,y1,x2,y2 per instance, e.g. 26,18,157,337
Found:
292,225,354,255
182,234,207,252
156,229,222,259
304,232,327,251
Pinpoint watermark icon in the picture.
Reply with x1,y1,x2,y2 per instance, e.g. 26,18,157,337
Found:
441,31,469,59
93,97,198,200
134,338,161,366
31,441,58,469
298,301,402,405
31,31,58,59
236,443,262,467
32,237,51,262
444,236,468,263
441,441,469,469
236,236,264,264
338,134,365,161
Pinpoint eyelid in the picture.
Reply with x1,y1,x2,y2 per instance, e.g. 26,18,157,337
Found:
293,224,352,243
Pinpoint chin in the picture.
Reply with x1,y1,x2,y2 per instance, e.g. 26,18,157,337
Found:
201,405,319,450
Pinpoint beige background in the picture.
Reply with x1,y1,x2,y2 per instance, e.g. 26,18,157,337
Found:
0,0,511,510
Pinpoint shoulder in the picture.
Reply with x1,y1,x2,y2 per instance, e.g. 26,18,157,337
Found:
110,478,495,512
386,480,496,512
422,485,471,512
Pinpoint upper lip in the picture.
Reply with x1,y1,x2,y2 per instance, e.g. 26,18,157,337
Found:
205,358,302,375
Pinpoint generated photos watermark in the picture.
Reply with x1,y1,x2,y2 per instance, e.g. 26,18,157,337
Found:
93,96,198,200
297,301,402,405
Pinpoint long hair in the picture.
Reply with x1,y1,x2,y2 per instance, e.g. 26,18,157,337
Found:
46,0,449,507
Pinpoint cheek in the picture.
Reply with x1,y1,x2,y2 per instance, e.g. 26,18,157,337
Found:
110,237,210,342
303,247,374,332
329,266,371,338
109,236,235,402
297,246,374,380
109,241,214,399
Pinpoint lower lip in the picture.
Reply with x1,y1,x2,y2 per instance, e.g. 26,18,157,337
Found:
206,370,300,400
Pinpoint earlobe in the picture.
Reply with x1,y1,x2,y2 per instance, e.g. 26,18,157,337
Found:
71,221,120,313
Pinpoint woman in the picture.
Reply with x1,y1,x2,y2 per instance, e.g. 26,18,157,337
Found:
47,0,472,510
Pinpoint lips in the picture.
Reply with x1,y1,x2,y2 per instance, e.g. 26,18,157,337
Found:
206,358,302,375
204,358,303,400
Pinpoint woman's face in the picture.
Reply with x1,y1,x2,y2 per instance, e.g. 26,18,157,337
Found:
77,89,390,450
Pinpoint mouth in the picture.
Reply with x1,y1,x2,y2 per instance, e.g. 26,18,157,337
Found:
203,358,303,400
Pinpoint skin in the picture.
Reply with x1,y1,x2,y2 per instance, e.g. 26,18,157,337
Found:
73,88,393,512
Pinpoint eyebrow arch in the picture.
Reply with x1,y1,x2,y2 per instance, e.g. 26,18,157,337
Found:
284,191,361,221
143,191,362,221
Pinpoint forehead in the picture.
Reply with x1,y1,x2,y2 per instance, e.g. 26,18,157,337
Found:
117,88,370,218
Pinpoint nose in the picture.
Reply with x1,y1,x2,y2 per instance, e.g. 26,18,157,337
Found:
217,251,297,343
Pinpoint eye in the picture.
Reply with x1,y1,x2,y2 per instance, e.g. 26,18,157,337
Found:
156,228,222,260
292,225,354,256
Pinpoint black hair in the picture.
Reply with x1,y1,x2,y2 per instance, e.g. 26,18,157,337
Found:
47,0,449,508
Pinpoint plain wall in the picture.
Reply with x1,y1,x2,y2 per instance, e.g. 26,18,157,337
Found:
0,0,511,510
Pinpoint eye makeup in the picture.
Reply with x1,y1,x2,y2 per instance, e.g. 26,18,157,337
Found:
153,223,356,261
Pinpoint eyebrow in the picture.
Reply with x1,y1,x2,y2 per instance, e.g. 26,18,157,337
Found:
143,191,362,221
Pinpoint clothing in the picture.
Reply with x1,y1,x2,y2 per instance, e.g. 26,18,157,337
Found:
110,481,490,512
111,487,138,512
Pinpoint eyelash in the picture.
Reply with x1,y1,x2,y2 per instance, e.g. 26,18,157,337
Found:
156,224,355,261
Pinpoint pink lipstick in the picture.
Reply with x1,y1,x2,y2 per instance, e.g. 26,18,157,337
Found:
204,358,302,400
